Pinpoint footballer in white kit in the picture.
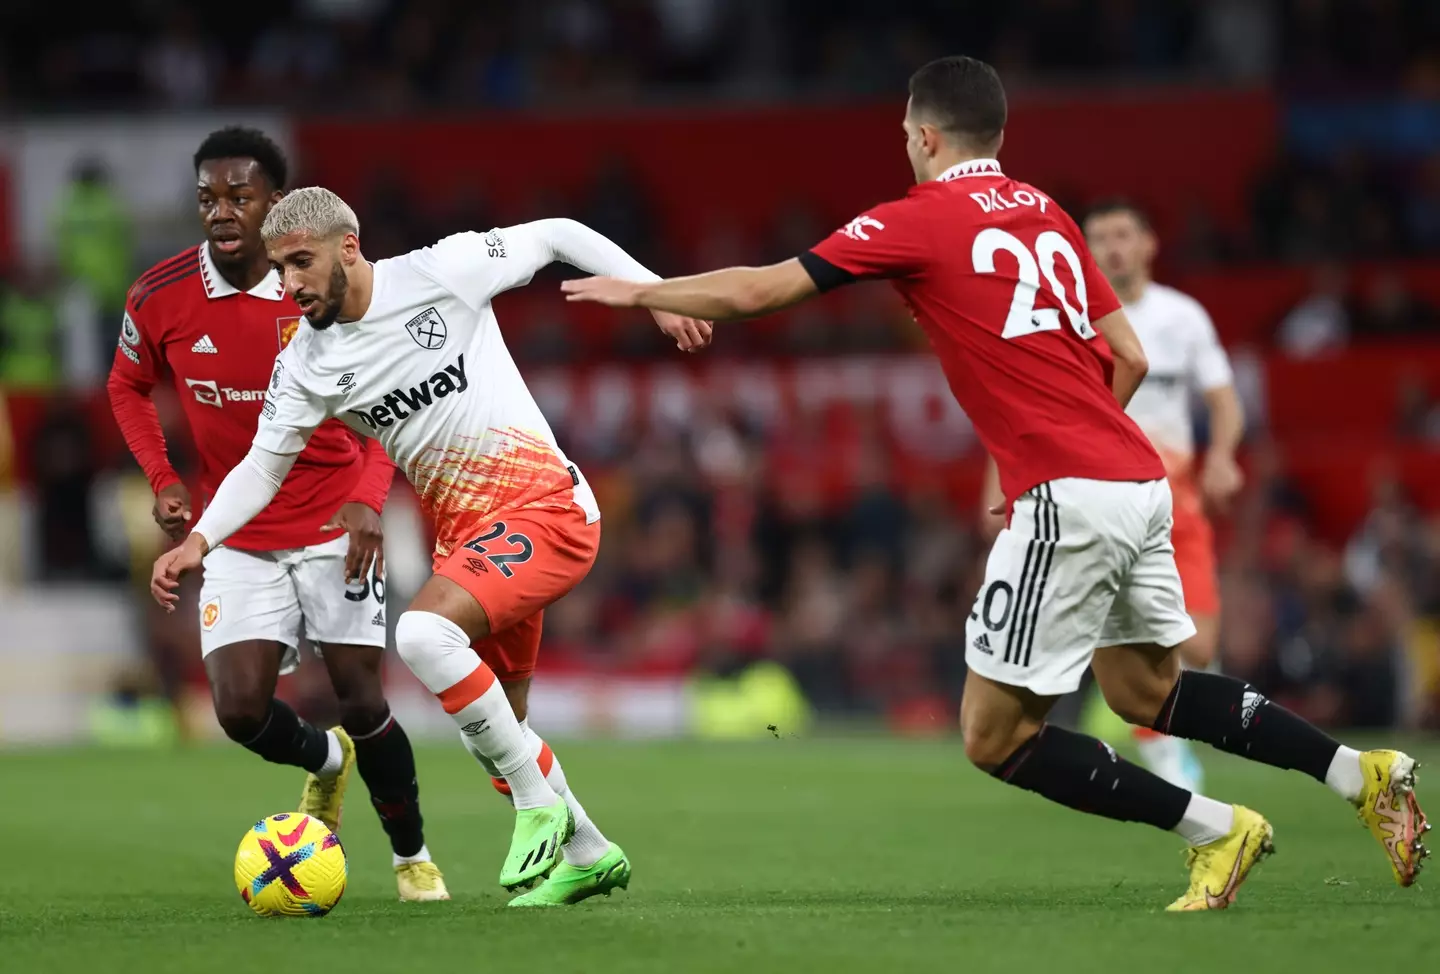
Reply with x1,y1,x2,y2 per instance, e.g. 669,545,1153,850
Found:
1083,199,1245,791
151,187,710,905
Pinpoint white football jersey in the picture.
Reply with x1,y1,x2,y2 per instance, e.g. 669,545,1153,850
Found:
1122,283,1233,464
254,227,600,562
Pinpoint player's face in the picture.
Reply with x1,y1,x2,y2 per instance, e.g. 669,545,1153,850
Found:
268,231,354,329
197,159,281,264
1084,211,1156,287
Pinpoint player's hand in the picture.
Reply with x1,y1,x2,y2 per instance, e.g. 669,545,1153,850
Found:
1200,452,1244,514
651,310,712,353
152,482,192,541
151,533,206,611
323,502,384,584
561,276,642,308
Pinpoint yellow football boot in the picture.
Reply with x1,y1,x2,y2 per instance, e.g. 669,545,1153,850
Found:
297,727,355,834
1355,750,1430,887
1167,805,1274,912
396,861,450,902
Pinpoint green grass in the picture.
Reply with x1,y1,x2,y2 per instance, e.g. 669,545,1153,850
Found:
1,737,1435,973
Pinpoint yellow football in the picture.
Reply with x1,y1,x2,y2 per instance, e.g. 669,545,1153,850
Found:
234,813,347,917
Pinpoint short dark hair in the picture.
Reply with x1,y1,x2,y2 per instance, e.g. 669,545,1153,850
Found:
907,56,1007,151
1083,197,1153,231
194,127,288,191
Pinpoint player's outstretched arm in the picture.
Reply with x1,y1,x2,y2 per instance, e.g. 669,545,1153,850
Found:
562,258,817,322
150,444,298,610
1091,309,1150,408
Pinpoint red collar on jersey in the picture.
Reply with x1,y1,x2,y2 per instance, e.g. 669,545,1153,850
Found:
199,242,287,302
937,159,1003,181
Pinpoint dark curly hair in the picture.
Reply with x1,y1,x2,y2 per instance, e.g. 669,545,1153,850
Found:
193,126,288,191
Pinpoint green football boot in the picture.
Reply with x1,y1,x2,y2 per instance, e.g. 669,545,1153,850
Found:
508,843,631,907
499,798,574,891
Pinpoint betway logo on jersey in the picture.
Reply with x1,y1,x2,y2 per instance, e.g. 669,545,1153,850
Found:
185,378,266,408
348,354,469,429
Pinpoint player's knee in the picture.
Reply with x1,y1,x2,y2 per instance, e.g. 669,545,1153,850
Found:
212,686,271,743
394,610,443,672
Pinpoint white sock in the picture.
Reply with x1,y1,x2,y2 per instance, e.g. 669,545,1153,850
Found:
317,730,343,778
394,610,557,810
1173,793,1235,847
393,844,431,868
1325,745,1364,803
519,720,611,868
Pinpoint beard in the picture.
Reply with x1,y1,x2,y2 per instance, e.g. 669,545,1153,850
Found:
304,262,350,329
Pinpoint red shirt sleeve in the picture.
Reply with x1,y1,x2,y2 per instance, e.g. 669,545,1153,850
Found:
106,302,180,494
346,435,395,514
800,197,930,290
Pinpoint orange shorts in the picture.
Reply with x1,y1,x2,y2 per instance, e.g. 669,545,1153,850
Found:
435,505,600,682
1169,475,1219,617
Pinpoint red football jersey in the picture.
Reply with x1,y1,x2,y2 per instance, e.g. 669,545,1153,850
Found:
107,243,393,551
803,158,1163,506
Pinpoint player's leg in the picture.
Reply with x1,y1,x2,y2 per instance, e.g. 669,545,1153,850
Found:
397,575,571,889
200,547,345,778
294,536,446,901
1097,479,1428,891
968,480,1268,911
1130,504,1217,792
1096,640,1430,886
457,618,629,906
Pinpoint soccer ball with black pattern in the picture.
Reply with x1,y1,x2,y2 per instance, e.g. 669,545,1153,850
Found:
234,813,347,917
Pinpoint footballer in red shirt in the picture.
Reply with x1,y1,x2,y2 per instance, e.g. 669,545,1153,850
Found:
564,57,1429,904
106,127,447,902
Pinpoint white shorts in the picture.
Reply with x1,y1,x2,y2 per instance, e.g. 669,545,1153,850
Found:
198,534,387,674
965,478,1196,696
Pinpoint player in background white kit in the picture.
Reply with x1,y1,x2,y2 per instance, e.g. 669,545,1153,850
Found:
151,187,710,904
1082,199,1245,791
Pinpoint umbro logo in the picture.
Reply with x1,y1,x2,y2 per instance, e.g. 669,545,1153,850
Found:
460,719,488,735
191,334,218,354
464,557,488,575
338,372,354,386
371,610,384,627
972,633,993,655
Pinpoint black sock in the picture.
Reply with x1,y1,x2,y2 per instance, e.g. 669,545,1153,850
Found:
240,700,330,773
1153,671,1340,781
993,725,1191,832
351,711,425,858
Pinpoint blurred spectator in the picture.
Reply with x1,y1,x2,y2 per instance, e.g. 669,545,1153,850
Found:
141,9,217,107
1354,271,1439,339
29,398,114,582
50,158,132,368
0,266,60,390
1394,374,1440,443
1276,263,1350,357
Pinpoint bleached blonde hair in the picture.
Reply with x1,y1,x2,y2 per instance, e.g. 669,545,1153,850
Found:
261,186,360,243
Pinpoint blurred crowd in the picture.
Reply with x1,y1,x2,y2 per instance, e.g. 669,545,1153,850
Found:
4,1,1440,735
3,0,1440,110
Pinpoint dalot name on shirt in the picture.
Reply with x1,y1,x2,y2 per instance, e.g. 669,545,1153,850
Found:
969,188,1051,214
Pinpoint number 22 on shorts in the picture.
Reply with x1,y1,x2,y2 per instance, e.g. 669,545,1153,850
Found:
462,522,534,578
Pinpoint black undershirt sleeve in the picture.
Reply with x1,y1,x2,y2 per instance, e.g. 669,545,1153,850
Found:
796,251,857,294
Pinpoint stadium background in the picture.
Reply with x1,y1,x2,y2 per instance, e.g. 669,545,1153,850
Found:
3,0,1440,748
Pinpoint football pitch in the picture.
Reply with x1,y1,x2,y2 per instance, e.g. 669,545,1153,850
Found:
3,737,1435,973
